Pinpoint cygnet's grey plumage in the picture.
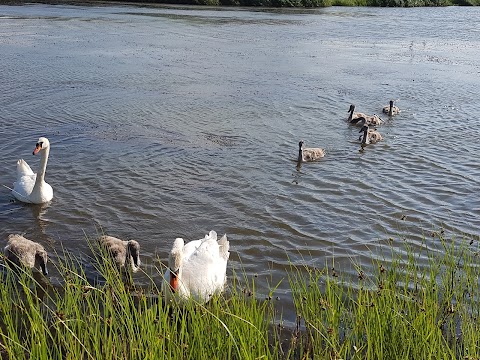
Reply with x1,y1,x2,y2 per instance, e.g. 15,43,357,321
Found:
4,234,48,275
382,100,400,116
347,104,384,126
298,141,325,162
99,235,141,273
359,125,384,145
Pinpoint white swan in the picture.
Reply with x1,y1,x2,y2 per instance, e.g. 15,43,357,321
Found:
298,141,325,162
12,137,53,204
4,234,49,275
163,230,230,305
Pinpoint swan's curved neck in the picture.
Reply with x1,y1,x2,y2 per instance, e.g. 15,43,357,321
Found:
34,147,50,186
37,147,50,181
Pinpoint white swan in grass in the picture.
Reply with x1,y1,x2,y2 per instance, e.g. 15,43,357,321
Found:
297,141,325,163
4,234,49,275
163,230,230,305
13,137,53,204
382,100,401,116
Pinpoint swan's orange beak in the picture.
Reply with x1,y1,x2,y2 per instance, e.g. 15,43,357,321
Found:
33,144,41,155
169,270,178,292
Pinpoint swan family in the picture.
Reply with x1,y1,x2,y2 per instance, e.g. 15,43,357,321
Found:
3,230,229,305
297,100,400,163
6,136,230,305
6,100,399,302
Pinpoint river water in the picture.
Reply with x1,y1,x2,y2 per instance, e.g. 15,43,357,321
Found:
1,3,479,322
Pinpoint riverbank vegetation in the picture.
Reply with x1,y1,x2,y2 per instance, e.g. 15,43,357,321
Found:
0,232,479,359
179,0,480,6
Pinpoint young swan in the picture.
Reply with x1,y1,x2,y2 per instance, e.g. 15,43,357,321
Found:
347,104,384,126
4,234,48,275
382,100,400,116
298,141,325,162
99,236,141,273
13,137,54,204
163,230,230,305
359,125,384,145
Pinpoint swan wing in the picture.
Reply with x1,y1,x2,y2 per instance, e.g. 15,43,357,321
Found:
16,159,34,177
13,159,37,202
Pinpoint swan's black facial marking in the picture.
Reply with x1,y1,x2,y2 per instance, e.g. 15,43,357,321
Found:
33,141,44,155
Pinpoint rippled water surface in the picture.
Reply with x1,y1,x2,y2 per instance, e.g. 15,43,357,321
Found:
1,3,479,322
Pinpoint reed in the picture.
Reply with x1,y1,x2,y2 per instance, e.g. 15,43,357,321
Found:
0,241,278,359
289,234,480,359
0,232,479,359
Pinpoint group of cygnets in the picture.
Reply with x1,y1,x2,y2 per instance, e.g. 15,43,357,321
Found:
4,138,230,305
297,100,400,163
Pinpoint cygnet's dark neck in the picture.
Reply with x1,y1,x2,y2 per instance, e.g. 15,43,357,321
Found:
298,146,303,162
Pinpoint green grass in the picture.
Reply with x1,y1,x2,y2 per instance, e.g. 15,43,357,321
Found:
290,235,480,359
0,241,278,359
1,233,479,359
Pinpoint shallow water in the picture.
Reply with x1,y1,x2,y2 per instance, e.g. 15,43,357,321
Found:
1,3,479,323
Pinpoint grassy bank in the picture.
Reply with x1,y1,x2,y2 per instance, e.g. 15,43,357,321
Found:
1,233,479,359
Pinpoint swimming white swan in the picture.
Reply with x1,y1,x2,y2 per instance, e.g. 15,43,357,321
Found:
163,230,230,305
99,235,141,273
382,100,401,116
298,141,325,162
4,234,49,275
13,137,53,204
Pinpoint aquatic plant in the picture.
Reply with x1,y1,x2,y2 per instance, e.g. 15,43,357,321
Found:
289,234,480,359
0,232,479,359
